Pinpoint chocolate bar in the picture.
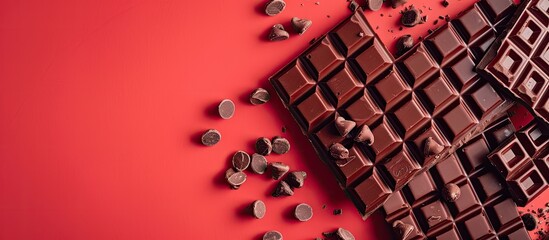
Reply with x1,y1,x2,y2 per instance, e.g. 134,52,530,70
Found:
478,0,549,124
383,116,532,240
269,0,516,218
488,119,548,206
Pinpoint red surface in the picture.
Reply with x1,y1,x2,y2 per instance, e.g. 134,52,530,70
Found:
0,0,546,239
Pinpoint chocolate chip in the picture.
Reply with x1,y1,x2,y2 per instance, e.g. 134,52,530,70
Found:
420,15,428,23
251,200,266,219
272,136,290,154
335,228,355,240
401,6,421,27
227,171,247,189
251,153,268,174
424,137,444,157
270,162,290,180
268,24,289,41
354,125,374,145
200,129,221,146
391,0,408,8
291,17,312,35
366,0,383,11
335,116,356,137
264,0,286,16
329,143,349,159
348,0,360,12
272,180,294,197
442,183,461,202
294,203,313,221
232,151,251,171
393,220,414,240
218,99,235,119
250,88,271,105
256,137,273,156
286,171,307,188
442,0,449,7
263,230,283,240
333,209,342,215
396,34,414,57
522,213,538,231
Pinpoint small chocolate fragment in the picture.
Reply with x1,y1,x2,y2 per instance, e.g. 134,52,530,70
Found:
200,129,221,146
263,230,283,240
442,0,449,7
333,209,342,215
272,137,290,154
251,200,266,219
420,15,428,24
227,171,247,189
269,24,290,41
335,116,356,137
256,137,273,156
264,0,286,16
250,88,271,105
396,34,413,56
329,143,349,160
522,213,538,231
291,17,312,35
348,0,360,12
251,153,268,174
354,125,374,145
294,203,313,222
218,99,235,119
232,151,251,171
391,0,407,8
365,0,382,11
286,171,307,188
270,162,290,180
424,137,443,156
393,220,414,240
401,6,421,27
272,180,294,197
335,228,355,240
442,183,461,202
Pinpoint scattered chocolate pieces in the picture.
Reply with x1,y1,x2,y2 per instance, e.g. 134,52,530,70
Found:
272,180,294,197
270,162,290,180
218,99,235,119
291,17,312,35
424,137,444,156
366,0,382,11
251,200,266,219
329,143,349,160
335,116,356,137
256,137,273,156
401,5,421,27
264,0,286,16
251,153,268,174
250,88,271,105
232,151,251,171
227,171,247,189
286,171,307,188
263,230,283,240
272,136,290,154
442,183,461,202
396,34,413,57
268,24,290,41
393,220,414,240
333,209,342,215
391,0,407,8
442,0,449,7
522,213,538,231
354,125,374,145
348,0,360,12
200,129,221,146
294,203,313,221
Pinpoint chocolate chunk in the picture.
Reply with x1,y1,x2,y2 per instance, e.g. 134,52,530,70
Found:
218,99,235,119
272,180,294,197
335,116,356,137
268,24,289,41
263,230,283,240
442,183,461,202
227,171,247,189
442,0,449,7
420,15,428,23
354,125,374,145
522,213,538,231
424,137,443,156
393,220,414,240
256,137,273,156
335,228,355,240
200,129,221,146
251,153,268,174
251,200,266,219
294,203,313,221
329,143,349,159
264,0,286,16
270,162,290,180
250,88,271,105
333,209,342,215
391,0,407,8
401,6,421,27
286,171,307,188
366,0,382,11
291,17,312,35
272,136,290,154
348,0,360,12
396,34,414,57
232,151,251,171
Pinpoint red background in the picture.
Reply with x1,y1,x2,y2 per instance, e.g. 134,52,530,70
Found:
0,0,546,239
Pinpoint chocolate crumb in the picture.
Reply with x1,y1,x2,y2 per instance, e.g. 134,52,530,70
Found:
442,0,449,7
333,209,343,215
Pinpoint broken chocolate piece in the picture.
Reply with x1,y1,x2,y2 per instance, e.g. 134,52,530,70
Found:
291,17,312,35
263,230,283,240
270,162,290,180
256,137,273,156
401,6,421,27
218,99,235,119
442,183,461,202
396,34,413,56
251,200,266,219
272,180,294,197
294,203,313,221
335,116,356,137
232,151,251,171
250,88,271,105
268,24,290,41
251,153,268,174
200,129,221,146
354,125,374,145
393,220,414,240
424,137,443,156
264,0,286,16
329,143,349,159
286,171,307,188
272,136,290,154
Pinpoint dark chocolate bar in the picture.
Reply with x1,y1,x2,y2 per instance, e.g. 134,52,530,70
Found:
488,119,548,206
478,0,549,125
270,0,516,219
383,116,532,240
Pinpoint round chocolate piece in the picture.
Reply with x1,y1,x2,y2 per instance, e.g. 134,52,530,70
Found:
200,129,221,146
366,0,383,11
232,151,251,171
336,227,355,240
252,200,266,219
294,203,313,222
256,137,273,156
218,99,235,119
521,213,538,231
264,0,286,16
227,171,247,188
251,153,268,174
263,230,283,240
401,6,421,27
442,183,461,202
272,136,290,154
250,88,271,105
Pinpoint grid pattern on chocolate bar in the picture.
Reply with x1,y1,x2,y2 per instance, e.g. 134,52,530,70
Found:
488,119,549,206
478,0,549,124
270,0,515,219
383,117,530,240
